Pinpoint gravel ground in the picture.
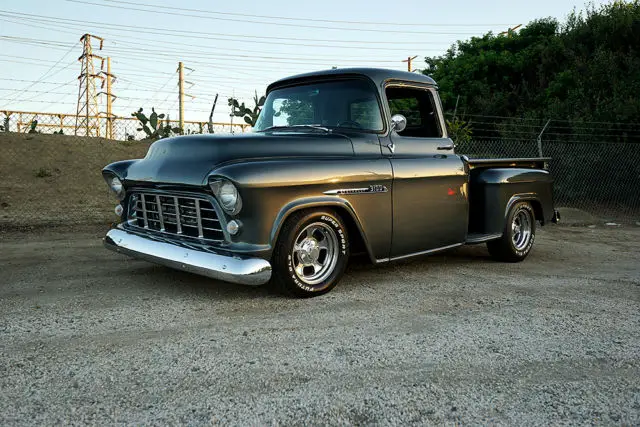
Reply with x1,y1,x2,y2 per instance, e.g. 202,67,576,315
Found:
1,224,639,425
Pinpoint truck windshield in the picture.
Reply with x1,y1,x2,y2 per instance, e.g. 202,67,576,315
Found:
255,79,384,132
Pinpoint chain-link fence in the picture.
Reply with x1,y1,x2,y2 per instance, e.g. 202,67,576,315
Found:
458,138,640,220
1,127,638,229
0,110,250,140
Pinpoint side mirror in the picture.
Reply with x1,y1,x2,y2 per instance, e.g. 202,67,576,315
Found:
390,114,407,133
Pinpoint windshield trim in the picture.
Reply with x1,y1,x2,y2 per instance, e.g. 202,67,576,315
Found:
260,76,388,135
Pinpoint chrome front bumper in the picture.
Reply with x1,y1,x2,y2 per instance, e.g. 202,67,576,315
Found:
103,227,272,286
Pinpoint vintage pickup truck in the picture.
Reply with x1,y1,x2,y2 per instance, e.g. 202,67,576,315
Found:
103,68,559,297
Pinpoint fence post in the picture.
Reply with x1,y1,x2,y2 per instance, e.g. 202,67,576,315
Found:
537,119,551,157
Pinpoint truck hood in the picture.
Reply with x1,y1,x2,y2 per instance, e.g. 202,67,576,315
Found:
122,132,354,186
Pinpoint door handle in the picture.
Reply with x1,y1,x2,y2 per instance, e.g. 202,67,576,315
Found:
437,143,454,150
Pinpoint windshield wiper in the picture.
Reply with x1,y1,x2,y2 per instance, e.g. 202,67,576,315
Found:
258,124,331,133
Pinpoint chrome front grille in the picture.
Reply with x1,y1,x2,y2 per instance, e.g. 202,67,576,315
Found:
129,192,224,241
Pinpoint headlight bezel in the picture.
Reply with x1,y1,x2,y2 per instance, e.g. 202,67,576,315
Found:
103,172,125,200
209,178,242,216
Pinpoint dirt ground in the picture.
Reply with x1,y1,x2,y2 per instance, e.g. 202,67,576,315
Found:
0,133,150,227
1,224,638,425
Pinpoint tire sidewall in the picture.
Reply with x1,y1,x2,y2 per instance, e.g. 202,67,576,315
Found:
282,210,349,295
507,202,536,258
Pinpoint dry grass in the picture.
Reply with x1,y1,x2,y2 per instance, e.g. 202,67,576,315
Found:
0,133,151,228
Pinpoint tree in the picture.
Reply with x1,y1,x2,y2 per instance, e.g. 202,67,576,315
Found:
422,1,640,139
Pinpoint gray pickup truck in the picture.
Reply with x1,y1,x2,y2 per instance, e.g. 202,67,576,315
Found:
103,68,558,297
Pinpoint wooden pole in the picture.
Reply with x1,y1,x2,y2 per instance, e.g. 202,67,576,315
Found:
106,57,113,139
402,55,418,72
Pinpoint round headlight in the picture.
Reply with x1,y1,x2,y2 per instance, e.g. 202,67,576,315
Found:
109,176,123,194
219,181,238,210
209,178,242,215
104,174,125,200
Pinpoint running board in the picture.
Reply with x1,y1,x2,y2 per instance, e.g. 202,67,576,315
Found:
466,233,502,244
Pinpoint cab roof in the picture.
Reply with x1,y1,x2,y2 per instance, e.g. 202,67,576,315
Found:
267,67,437,93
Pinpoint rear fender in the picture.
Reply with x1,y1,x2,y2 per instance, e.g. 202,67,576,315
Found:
469,168,554,235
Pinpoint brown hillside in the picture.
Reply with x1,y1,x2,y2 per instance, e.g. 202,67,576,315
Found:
0,133,151,228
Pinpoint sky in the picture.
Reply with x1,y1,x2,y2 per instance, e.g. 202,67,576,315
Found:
0,0,610,124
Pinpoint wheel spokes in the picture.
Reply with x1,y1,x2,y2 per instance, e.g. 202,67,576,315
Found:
311,262,324,275
306,226,316,239
317,236,330,251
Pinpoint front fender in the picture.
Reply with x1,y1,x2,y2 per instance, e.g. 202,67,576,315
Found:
210,158,393,261
102,159,140,179
269,196,377,262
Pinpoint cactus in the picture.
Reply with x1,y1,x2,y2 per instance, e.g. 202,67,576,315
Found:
28,120,39,134
132,107,182,140
228,91,266,126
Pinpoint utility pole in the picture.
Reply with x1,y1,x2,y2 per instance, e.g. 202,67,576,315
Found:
177,62,194,133
499,24,522,37
178,61,184,132
75,33,104,137
402,55,418,72
99,57,116,139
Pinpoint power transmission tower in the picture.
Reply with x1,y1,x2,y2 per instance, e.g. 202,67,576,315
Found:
402,55,418,72
75,33,104,137
99,57,117,139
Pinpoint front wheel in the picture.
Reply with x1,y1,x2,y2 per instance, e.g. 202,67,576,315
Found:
272,209,349,297
487,201,536,262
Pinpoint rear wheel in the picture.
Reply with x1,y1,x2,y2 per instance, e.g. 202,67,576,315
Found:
272,209,349,297
487,201,536,262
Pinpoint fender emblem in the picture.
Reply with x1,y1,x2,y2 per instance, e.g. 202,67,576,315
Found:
324,185,388,195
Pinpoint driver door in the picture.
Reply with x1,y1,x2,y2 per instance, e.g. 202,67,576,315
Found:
384,84,468,258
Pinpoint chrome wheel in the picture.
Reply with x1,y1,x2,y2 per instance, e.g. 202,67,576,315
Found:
512,209,532,250
292,222,339,286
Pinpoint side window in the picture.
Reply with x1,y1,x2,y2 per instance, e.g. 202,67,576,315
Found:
386,87,442,138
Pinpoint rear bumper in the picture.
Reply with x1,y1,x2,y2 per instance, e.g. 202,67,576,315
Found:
104,227,272,286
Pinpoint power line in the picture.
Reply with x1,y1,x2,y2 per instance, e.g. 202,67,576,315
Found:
0,15,447,59
1,40,78,107
66,0,491,35
1,34,313,76
0,11,457,48
101,0,509,27
1,78,76,85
